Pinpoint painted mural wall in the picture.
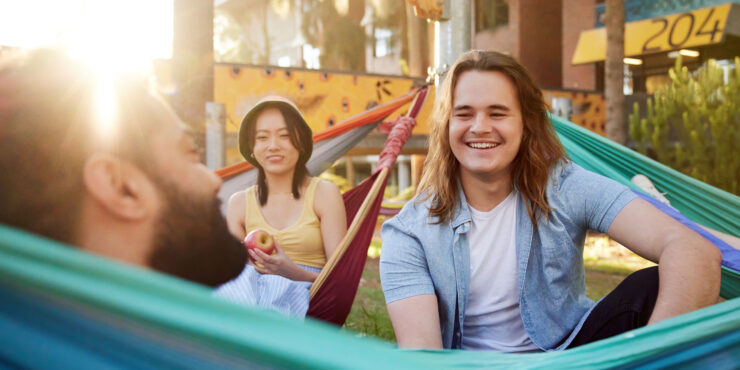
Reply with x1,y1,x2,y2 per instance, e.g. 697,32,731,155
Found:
544,90,607,136
214,63,606,147
150,62,608,165
214,64,436,164
215,64,432,132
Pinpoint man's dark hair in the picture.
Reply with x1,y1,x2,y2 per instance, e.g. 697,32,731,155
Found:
0,49,164,244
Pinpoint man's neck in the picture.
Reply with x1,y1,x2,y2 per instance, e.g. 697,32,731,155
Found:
460,170,513,213
77,204,154,267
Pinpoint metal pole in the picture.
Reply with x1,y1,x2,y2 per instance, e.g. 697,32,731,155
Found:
433,0,471,89
397,155,410,193
439,0,471,68
205,102,226,170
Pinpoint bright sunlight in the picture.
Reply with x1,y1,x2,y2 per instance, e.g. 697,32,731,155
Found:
0,0,173,144
0,0,173,70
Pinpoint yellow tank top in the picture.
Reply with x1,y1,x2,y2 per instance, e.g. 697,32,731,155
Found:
244,177,326,268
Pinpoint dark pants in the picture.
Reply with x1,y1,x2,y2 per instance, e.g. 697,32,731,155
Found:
568,266,660,348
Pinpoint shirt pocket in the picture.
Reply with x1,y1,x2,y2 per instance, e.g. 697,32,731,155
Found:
537,232,580,302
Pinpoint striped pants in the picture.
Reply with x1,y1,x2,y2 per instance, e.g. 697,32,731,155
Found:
213,264,320,318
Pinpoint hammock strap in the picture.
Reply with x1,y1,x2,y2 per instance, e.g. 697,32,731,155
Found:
309,167,389,298
309,87,428,297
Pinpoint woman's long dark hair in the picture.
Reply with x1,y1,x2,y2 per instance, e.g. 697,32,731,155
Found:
244,104,313,205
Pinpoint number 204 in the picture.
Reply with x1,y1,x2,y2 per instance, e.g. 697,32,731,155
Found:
642,8,723,53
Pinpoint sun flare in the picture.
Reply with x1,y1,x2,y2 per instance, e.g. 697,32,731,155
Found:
0,0,172,70
0,0,173,145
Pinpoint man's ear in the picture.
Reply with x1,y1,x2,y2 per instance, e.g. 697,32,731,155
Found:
82,154,158,221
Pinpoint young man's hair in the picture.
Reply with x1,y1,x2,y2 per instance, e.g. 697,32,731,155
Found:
417,50,567,225
242,104,312,205
0,49,165,244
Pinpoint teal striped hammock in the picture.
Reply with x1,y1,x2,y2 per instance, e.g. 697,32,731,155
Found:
1,116,738,369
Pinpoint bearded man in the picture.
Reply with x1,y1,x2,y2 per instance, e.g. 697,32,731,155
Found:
0,49,245,286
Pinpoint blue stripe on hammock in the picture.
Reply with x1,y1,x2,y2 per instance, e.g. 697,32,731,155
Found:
0,282,257,369
633,190,740,272
612,327,740,369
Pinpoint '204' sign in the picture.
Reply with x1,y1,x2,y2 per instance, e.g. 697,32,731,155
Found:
626,4,731,56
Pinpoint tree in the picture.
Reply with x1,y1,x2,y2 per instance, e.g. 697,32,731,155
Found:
213,0,273,65
605,0,627,144
629,57,740,194
172,0,214,128
301,0,366,71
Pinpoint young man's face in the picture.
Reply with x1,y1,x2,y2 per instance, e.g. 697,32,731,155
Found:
143,103,246,287
449,70,524,184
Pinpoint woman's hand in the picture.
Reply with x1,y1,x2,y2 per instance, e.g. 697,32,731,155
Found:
249,242,318,282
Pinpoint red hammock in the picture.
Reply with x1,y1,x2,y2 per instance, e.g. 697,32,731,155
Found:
307,88,427,325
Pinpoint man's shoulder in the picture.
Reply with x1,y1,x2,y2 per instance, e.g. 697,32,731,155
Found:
548,160,603,190
544,160,635,221
548,160,627,192
385,193,438,232
399,192,435,218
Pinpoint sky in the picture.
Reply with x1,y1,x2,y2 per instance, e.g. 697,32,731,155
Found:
0,0,173,66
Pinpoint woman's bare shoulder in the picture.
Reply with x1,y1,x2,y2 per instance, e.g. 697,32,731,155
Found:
315,178,342,196
228,190,246,205
312,178,344,214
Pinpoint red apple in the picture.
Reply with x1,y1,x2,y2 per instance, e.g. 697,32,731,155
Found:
244,229,276,257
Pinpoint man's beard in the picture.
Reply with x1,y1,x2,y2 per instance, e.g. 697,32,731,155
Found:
148,179,246,287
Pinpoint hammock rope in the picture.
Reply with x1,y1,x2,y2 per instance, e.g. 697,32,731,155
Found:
307,87,428,324
312,88,426,298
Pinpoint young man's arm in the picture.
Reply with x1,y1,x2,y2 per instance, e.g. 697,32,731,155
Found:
380,213,443,348
387,295,443,349
607,198,722,324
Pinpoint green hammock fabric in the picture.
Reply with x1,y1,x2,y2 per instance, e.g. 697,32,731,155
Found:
550,114,740,237
1,117,739,368
0,224,738,369
550,115,740,299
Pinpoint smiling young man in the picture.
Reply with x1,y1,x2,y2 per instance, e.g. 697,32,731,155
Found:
0,49,246,287
379,50,722,351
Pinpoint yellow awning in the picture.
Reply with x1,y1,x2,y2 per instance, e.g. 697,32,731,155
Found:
572,3,736,65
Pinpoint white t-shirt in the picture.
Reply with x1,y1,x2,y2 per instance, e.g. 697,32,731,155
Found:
462,190,540,352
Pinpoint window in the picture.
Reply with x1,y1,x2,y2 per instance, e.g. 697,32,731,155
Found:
624,64,633,95
302,44,320,69
475,0,509,33
373,28,393,58
277,56,291,67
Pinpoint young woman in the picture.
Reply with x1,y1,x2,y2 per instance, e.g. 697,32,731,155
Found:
227,97,347,282
215,97,346,316
379,51,721,351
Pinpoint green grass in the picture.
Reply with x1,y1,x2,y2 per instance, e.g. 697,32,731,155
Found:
342,256,651,343
342,256,396,341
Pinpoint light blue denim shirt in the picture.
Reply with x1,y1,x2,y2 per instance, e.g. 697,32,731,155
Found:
380,161,637,350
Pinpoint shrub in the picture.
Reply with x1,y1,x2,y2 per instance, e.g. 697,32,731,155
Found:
629,56,740,194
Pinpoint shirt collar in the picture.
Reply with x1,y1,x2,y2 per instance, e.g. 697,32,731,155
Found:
451,181,471,229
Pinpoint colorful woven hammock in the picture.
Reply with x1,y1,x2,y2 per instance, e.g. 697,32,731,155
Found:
1,103,738,368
